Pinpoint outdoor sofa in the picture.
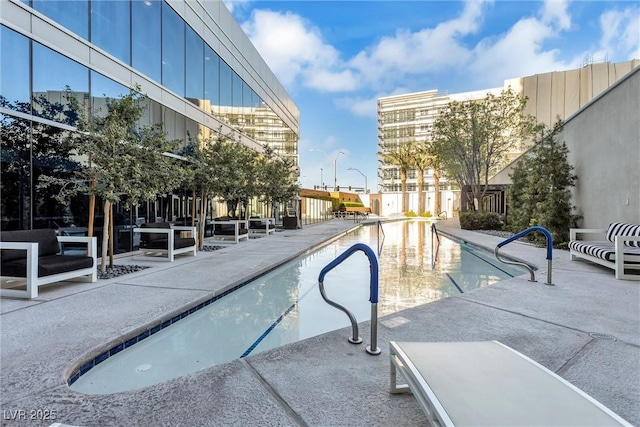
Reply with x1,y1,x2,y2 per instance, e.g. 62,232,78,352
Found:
210,217,249,244
0,228,97,299
569,222,640,280
134,222,197,262
248,216,276,235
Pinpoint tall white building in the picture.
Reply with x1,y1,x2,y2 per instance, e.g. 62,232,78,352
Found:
376,59,639,216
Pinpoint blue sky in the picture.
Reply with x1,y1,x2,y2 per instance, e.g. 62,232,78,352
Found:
226,0,640,191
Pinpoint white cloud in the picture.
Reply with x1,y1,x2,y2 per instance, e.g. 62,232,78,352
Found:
469,17,569,84
599,7,640,61
240,0,638,117
241,9,354,92
334,95,378,118
349,1,489,89
541,0,571,30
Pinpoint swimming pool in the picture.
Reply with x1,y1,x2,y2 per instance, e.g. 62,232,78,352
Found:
70,220,525,394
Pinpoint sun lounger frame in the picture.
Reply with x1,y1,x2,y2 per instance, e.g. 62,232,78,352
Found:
389,340,631,427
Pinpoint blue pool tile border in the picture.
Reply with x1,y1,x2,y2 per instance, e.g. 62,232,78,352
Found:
67,286,239,387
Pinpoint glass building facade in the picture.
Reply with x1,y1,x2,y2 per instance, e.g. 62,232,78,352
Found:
1,0,300,242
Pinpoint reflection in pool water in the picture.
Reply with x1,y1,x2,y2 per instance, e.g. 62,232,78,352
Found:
71,220,525,394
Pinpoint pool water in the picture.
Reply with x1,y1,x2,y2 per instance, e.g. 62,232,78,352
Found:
71,220,525,394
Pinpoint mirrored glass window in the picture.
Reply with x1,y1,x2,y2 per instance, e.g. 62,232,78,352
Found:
90,0,131,64
32,42,89,124
219,60,232,120
0,114,32,230
32,0,89,39
162,2,185,96
132,0,161,83
163,106,186,142
1,26,30,112
185,25,204,107
91,70,130,119
204,45,220,117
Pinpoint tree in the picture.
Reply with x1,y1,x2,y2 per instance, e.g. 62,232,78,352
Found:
207,136,259,218
256,144,300,218
507,121,579,245
410,141,440,215
432,88,536,212
39,87,184,273
379,142,415,213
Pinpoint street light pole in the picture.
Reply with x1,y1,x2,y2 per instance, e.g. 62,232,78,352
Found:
348,167,368,193
320,168,323,189
334,151,344,190
310,149,344,191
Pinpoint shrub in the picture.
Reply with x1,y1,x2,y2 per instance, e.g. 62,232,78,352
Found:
507,122,580,245
337,202,364,211
404,211,417,217
459,211,503,230
420,211,432,218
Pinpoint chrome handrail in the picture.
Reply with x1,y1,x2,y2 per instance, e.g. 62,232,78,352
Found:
431,223,440,270
495,226,553,285
318,243,381,355
377,220,385,255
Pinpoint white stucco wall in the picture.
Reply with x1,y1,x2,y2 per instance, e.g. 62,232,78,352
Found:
561,66,640,228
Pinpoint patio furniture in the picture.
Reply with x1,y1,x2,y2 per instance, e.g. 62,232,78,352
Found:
569,222,640,280
1,229,97,299
390,340,631,426
248,216,276,235
134,222,197,262
210,217,249,244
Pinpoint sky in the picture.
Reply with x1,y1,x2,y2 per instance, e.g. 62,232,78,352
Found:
225,0,640,191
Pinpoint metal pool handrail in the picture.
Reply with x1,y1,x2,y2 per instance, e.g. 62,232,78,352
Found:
317,243,381,355
377,220,385,255
431,223,440,270
495,226,553,286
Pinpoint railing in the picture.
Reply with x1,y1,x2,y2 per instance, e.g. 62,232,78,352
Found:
494,226,553,286
317,243,381,355
431,223,440,270
377,220,385,255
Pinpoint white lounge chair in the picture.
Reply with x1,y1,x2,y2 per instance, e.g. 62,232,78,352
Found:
390,340,631,426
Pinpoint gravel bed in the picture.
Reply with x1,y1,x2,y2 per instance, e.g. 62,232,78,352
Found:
98,265,150,280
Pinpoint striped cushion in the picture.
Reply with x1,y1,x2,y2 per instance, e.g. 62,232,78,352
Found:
606,223,640,247
569,241,640,264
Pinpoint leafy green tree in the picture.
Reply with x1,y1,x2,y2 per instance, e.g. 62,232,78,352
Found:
256,144,300,218
507,121,579,245
432,88,536,211
379,142,415,213
410,141,441,215
39,87,184,272
208,136,259,218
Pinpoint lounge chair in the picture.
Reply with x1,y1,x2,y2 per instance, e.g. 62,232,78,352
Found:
569,222,640,280
210,217,249,244
390,340,631,426
1,229,97,299
248,216,276,235
133,222,197,261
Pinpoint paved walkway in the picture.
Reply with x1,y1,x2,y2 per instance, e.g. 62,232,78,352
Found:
1,218,638,426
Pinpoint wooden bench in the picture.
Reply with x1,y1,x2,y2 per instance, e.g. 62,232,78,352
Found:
133,222,197,262
569,222,640,280
390,341,631,426
1,229,97,299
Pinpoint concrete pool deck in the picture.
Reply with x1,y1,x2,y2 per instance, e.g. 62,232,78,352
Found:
1,218,638,426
